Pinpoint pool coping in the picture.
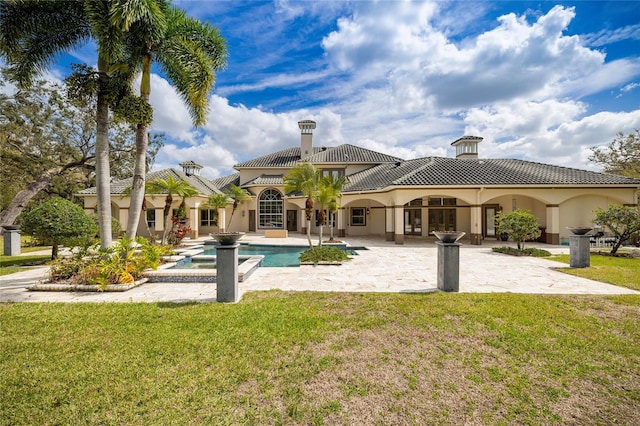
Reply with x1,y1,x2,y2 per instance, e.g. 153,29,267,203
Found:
145,246,264,283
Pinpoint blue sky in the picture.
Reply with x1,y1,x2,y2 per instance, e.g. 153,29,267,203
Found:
15,1,640,179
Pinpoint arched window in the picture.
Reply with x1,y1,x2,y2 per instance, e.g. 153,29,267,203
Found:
259,189,283,228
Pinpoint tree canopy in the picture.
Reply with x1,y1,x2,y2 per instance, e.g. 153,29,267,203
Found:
593,204,640,254
496,209,541,250
590,130,640,178
21,197,97,259
0,73,163,228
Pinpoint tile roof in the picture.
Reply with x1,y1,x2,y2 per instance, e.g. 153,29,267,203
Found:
210,173,240,192
234,144,401,168
344,157,640,191
77,168,222,196
234,147,315,168
243,174,285,186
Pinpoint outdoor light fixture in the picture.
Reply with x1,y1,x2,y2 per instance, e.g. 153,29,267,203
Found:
366,208,370,215
242,210,245,217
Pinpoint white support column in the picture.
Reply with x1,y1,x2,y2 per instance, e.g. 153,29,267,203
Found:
336,208,346,237
218,208,226,232
118,208,128,237
394,205,404,244
546,205,560,245
155,208,164,233
385,207,394,241
190,207,199,238
470,205,482,245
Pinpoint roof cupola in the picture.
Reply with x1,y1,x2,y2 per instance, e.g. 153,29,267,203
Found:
179,160,203,176
451,136,483,159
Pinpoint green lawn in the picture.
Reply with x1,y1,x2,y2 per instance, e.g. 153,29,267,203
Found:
0,235,51,275
2,292,639,425
548,253,640,291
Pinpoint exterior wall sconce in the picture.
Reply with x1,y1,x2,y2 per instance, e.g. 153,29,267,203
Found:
366,208,370,215
242,210,245,217
512,198,517,211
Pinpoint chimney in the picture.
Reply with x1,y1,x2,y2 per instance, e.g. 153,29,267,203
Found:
179,160,203,176
298,119,316,160
451,136,483,159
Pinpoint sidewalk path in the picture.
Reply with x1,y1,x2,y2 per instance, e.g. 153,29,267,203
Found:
1,235,637,303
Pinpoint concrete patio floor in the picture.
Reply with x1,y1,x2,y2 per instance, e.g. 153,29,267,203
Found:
1,234,637,303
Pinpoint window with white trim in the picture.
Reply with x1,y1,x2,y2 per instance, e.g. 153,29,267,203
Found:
259,189,283,228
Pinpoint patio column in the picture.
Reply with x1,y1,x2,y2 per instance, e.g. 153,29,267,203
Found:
155,208,164,233
385,207,394,241
118,208,128,237
470,205,482,245
546,205,560,244
336,207,346,238
190,207,199,238
394,205,404,245
218,208,226,232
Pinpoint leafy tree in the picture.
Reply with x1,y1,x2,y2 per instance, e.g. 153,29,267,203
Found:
0,0,166,249
284,163,321,247
0,73,163,228
204,193,230,230
123,5,227,239
145,175,198,244
21,197,97,259
225,184,251,231
590,130,640,178
593,204,640,254
496,209,541,250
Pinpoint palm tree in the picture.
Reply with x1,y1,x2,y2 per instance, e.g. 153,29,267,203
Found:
324,175,348,242
204,193,230,231
283,163,321,247
145,175,198,244
225,184,251,231
124,5,227,238
0,0,164,249
315,175,347,246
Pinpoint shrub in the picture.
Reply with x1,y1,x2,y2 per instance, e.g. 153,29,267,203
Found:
299,246,351,265
492,247,552,257
21,197,98,259
593,204,640,254
496,209,541,250
48,237,166,289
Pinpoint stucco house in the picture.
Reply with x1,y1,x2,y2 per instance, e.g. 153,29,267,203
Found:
78,120,640,245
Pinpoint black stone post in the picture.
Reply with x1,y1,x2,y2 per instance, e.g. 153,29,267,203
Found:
216,244,239,302
436,241,460,292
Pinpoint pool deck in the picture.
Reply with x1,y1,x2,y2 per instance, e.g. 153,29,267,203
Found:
1,234,638,303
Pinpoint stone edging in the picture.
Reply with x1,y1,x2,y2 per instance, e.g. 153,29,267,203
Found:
28,278,147,292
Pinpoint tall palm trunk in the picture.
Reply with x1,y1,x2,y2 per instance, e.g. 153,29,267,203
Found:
126,54,152,238
305,197,313,247
95,56,112,248
162,193,173,244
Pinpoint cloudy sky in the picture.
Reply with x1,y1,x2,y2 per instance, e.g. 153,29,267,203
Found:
28,1,640,178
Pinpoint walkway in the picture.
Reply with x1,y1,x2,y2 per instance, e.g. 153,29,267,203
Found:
1,235,637,303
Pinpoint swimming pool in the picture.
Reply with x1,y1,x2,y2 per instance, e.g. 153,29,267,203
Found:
202,243,358,267
203,245,311,267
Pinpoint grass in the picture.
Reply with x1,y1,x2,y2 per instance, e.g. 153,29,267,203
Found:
1,292,639,425
0,235,51,275
548,253,640,291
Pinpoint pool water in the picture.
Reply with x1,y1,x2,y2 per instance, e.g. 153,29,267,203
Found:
204,245,309,267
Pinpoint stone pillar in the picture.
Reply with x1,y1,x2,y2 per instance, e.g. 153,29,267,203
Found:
190,207,199,238
437,242,460,292
385,207,394,241
394,205,404,245
216,244,239,302
570,235,590,268
337,208,346,238
546,205,560,245
470,205,482,245
3,228,21,256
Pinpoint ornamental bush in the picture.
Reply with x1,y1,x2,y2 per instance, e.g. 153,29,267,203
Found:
593,204,640,254
495,209,541,250
299,246,350,265
21,197,97,259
